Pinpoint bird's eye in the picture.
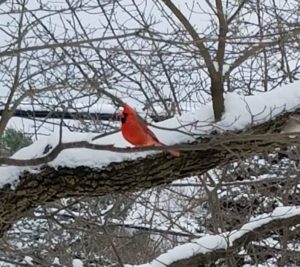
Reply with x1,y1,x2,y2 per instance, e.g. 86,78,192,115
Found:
119,112,127,123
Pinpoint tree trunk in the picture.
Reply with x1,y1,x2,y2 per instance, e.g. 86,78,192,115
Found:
211,76,225,121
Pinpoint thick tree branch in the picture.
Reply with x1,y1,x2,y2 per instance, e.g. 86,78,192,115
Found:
2,131,300,166
0,108,296,237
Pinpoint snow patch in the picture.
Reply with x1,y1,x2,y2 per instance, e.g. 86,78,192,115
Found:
72,259,84,267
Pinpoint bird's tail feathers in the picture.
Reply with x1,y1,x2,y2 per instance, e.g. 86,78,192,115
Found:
156,142,180,157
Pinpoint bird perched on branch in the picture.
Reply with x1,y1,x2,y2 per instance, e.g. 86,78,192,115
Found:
118,103,180,156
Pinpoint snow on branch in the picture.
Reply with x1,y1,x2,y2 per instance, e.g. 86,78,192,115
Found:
1,81,300,180
127,206,300,267
0,132,300,167
0,82,299,237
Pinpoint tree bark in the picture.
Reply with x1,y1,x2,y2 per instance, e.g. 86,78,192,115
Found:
0,110,296,237
211,77,225,121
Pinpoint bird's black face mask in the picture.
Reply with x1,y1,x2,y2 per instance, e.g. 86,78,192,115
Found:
117,111,128,124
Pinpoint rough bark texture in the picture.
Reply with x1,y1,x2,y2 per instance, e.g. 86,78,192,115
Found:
0,110,296,238
211,78,225,121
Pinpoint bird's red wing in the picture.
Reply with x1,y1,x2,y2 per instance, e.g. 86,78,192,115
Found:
121,103,179,156
123,103,160,143
135,113,160,143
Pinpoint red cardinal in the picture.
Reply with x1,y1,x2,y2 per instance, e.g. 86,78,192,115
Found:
119,104,180,156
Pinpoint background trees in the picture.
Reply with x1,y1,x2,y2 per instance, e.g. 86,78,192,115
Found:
0,0,300,266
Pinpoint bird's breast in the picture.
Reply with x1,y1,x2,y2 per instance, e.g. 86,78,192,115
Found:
121,120,149,146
